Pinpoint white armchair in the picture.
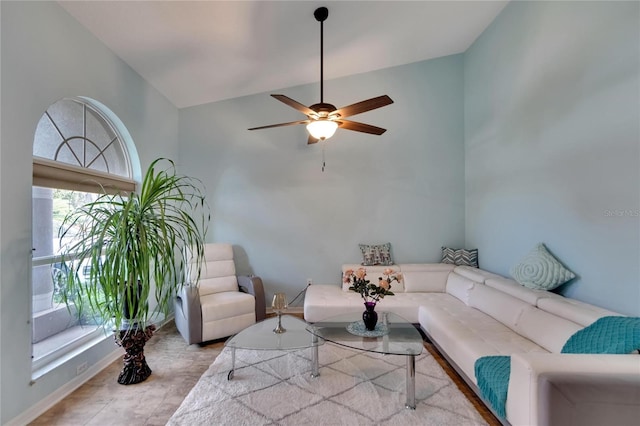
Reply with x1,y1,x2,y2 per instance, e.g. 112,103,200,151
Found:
175,243,266,344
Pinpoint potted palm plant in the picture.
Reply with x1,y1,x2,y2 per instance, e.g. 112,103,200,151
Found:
59,158,209,384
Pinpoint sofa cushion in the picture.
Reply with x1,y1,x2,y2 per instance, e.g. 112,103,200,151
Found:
192,244,239,296
399,263,454,293
419,302,548,383
453,265,502,283
306,284,364,320
510,243,575,290
445,273,478,304
467,284,532,330
537,297,619,327
515,306,583,353
198,274,238,296
202,312,255,342
442,246,479,268
359,242,393,266
372,292,450,323
200,291,254,322
186,243,239,296
194,245,238,296
304,284,445,323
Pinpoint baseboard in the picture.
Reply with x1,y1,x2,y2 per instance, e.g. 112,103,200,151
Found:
6,347,122,426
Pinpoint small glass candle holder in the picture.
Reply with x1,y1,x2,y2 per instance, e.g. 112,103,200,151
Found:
271,293,287,334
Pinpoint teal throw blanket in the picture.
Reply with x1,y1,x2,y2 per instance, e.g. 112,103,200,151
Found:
562,316,640,354
474,356,510,420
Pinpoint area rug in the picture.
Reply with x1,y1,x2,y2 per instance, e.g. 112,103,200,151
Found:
167,344,488,425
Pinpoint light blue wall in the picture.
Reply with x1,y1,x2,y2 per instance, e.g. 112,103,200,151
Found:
0,1,179,423
464,1,640,315
179,55,466,304
3,0,638,422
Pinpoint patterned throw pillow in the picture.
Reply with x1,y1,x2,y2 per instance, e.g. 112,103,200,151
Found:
359,243,394,266
510,243,575,291
441,246,479,268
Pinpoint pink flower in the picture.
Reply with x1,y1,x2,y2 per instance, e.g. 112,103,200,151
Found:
355,268,367,280
383,268,395,276
379,279,389,290
394,273,402,281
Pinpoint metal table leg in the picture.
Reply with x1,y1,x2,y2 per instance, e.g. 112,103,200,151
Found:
311,333,320,378
405,354,416,409
228,347,236,380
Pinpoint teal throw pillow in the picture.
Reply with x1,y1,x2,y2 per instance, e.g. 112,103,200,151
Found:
510,243,575,290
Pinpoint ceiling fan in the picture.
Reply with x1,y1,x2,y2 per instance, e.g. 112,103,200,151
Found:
248,6,394,144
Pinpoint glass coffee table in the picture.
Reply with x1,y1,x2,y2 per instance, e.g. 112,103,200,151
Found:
225,315,322,380
306,312,424,409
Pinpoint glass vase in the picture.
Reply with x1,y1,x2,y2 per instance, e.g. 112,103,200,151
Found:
362,301,378,331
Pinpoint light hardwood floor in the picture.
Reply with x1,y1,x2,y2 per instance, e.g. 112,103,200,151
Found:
31,319,499,425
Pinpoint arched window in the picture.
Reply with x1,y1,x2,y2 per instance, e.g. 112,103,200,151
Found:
33,97,135,193
31,97,137,375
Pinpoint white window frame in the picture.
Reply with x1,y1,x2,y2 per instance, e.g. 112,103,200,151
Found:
31,97,136,377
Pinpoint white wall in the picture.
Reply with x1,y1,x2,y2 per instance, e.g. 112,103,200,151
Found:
464,1,640,315
0,2,179,423
179,54,466,304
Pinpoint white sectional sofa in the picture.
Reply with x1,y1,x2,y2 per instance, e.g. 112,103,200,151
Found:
303,263,640,426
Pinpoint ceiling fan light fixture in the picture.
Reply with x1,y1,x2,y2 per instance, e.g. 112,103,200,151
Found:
306,119,338,140
248,6,393,144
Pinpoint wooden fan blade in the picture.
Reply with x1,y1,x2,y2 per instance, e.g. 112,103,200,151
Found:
271,94,316,116
248,120,309,131
307,135,319,145
332,95,393,118
338,120,387,135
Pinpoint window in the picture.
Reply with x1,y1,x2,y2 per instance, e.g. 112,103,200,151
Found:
32,98,136,375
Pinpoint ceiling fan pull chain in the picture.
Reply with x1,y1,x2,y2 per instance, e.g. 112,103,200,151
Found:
322,141,326,172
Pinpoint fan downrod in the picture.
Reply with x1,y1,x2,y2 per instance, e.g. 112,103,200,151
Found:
314,7,328,22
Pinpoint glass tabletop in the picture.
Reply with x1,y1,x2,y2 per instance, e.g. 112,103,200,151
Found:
225,315,321,351
306,312,424,356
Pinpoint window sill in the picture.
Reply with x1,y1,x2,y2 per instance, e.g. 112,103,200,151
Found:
32,326,110,380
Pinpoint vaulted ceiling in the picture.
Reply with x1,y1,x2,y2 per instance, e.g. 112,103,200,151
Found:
59,1,508,109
